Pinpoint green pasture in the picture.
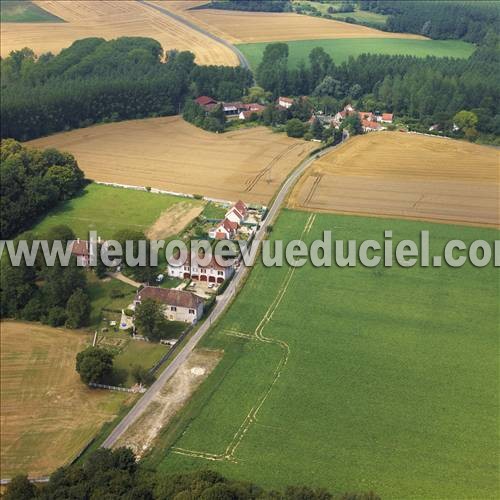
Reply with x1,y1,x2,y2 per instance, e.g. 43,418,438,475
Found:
0,0,64,22
31,183,199,240
237,38,475,70
148,210,498,499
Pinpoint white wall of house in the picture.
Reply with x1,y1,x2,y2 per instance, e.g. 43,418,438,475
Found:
167,263,234,283
161,303,203,323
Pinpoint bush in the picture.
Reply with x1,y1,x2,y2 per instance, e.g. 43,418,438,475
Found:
285,118,307,138
110,288,125,299
45,306,67,327
76,346,114,384
131,365,156,386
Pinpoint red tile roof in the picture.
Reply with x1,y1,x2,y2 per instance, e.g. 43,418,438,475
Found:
195,96,217,106
70,240,89,257
362,119,381,130
136,287,203,309
382,113,393,121
234,200,247,216
221,218,239,231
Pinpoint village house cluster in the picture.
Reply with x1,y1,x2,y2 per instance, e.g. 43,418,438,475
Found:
195,96,266,120
332,104,394,132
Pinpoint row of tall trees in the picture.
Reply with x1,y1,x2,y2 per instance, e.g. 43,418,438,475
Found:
205,0,292,12
360,1,499,44
4,448,380,500
0,37,252,141
1,139,85,239
255,41,499,142
0,226,91,328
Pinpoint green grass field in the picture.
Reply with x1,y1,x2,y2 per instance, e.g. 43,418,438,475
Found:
0,0,63,22
87,274,137,326
293,1,388,26
149,210,499,498
31,183,199,240
237,38,475,70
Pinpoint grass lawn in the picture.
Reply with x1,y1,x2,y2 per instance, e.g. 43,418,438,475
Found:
0,0,63,22
293,1,388,26
87,274,137,327
149,210,499,499
202,202,227,220
113,341,168,386
237,38,475,70
31,183,198,240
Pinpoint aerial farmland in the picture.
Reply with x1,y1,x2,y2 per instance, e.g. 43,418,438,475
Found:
27,116,317,205
1,0,499,498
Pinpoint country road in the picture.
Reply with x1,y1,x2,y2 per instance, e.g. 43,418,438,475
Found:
139,0,252,70
101,140,341,449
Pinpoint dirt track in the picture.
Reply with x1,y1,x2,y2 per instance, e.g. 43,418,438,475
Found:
151,0,425,44
289,132,500,227
113,348,222,458
26,116,316,205
0,0,237,65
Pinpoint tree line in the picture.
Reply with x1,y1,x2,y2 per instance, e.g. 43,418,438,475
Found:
1,139,85,239
255,40,499,143
4,447,380,500
0,37,252,141
360,1,499,44
0,224,92,328
204,0,292,12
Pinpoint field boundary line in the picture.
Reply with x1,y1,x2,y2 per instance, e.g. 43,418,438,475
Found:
172,214,315,462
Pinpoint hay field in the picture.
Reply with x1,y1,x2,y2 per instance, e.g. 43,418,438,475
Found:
26,116,316,205
0,0,237,65
0,321,133,478
151,0,425,43
289,133,500,226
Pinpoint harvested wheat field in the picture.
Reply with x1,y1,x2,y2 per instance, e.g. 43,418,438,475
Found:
26,116,316,205
0,321,133,478
289,132,500,226
0,0,237,65
151,0,425,43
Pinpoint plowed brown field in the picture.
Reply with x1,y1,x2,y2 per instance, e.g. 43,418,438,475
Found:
26,116,316,205
0,0,237,65
289,132,500,226
0,321,132,478
151,0,425,43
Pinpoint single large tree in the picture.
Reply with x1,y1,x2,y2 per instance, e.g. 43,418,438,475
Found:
76,346,114,384
134,298,172,342
65,288,91,328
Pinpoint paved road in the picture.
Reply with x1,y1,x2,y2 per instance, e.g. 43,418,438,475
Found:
101,141,340,449
138,0,251,70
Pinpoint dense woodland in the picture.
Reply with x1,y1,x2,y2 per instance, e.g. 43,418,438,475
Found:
3,448,380,500
1,139,85,239
255,40,500,143
361,1,499,44
205,0,292,12
0,37,252,141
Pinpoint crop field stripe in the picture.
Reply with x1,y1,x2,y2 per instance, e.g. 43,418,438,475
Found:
172,214,316,462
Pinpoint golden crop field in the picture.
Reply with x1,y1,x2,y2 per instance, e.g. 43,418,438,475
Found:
151,0,425,43
289,132,500,226
0,0,237,66
0,321,133,478
26,116,316,205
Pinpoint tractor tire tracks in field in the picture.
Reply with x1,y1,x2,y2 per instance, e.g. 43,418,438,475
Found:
172,214,316,463
244,144,302,193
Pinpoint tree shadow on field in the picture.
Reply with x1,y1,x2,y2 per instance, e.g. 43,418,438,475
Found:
105,367,128,386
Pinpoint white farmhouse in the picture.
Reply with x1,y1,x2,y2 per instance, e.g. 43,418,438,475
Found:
168,255,234,284
133,286,204,324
